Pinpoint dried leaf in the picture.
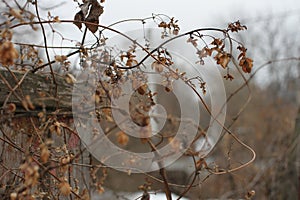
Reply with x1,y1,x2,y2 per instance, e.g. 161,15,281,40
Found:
187,37,198,47
116,131,129,146
112,86,122,99
74,11,84,30
85,0,104,33
173,28,179,35
239,57,253,73
40,144,50,163
4,103,16,113
1,29,13,40
10,193,17,200
245,190,256,200
158,21,167,28
60,156,70,173
89,0,104,18
50,121,62,136
196,158,208,170
97,186,105,194
214,52,230,68
86,18,99,33
228,20,247,32
55,55,67,63
168,137,181,150
165,82,173,92
151,61,164,73
65,73,76,84
141,192,150,200
0,40,19,66
59,180,71,196
211,38,223,47
21,95,35,110
53,16,60,22
137,84,148,95
237,45,247,60
224,73,234,81
20,160,39,187
9,8,22,20
81,189,90,200
74,0,103,33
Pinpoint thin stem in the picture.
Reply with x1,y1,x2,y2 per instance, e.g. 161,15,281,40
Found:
34,1,58,105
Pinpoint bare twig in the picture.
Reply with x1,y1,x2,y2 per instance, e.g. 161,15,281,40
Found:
34,1,58,104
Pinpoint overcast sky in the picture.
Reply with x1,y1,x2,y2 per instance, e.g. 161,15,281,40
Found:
45,0,300,31
42,0,299,83
100,0,300,29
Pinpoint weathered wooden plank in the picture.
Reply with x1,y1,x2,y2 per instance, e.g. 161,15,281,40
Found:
0,69,189,196
0,69,73,114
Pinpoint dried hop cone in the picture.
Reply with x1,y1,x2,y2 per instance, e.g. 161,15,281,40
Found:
0,40,19,66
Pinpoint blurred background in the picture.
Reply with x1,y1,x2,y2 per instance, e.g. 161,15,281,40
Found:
82,1,300,198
